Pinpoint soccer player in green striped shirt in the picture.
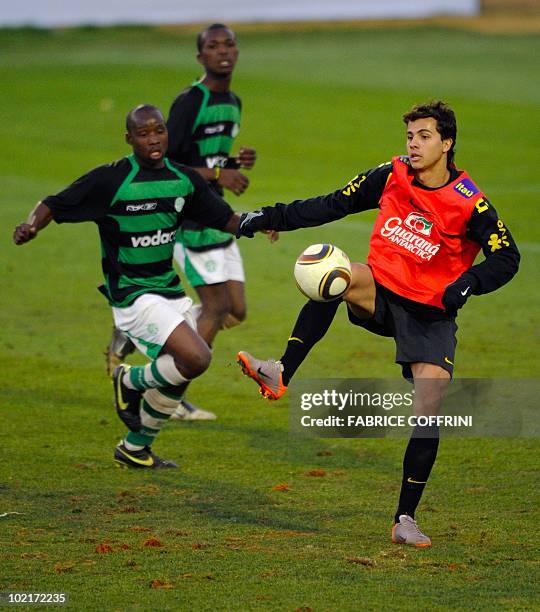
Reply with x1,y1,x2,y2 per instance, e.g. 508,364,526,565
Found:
13,104,243,469
167,23,256,345
106,24,270,421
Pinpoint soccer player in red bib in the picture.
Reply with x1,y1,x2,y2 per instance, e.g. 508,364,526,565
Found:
236,101,520,546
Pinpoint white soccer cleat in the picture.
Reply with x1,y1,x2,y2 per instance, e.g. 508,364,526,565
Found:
392,514,432,547
170,399,217,421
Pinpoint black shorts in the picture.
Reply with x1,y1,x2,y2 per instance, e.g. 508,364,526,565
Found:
347,282,458,380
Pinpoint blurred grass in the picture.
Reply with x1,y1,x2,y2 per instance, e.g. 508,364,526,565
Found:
0,25,539,610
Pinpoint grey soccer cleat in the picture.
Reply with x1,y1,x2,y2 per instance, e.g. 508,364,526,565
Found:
170,399,217,421
105,327,136,377
237,351,287,400
392,514,432,547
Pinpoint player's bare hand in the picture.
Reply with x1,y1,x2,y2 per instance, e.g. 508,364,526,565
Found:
263,230,279,243
219,169,249,196
236,147,257,170
13,223,37,245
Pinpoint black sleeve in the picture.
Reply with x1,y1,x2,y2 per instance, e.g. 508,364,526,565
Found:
42,164,122,223
182,167,235,230
254,163,391,231
234,94,242,113
228,95,242,168
166,88,202,164
465,198,520,294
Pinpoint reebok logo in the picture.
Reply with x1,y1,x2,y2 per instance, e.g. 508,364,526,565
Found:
204,124,225,135
126,202,157,212
131,229,176,248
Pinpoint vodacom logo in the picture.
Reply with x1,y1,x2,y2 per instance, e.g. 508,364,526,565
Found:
380,216,440,260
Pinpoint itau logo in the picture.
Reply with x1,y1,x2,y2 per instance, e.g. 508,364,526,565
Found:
404,212,433,236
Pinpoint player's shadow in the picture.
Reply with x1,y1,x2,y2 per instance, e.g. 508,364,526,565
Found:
161,472,338,533
174,419,399,474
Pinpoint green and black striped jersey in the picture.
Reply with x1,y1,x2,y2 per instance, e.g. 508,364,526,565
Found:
167,82,242,251
43,155,234,308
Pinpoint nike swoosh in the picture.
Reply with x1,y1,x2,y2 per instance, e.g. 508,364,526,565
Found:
407,477,427,484
115,375,129,411
240,211,264,228
444,357,454,365
460,287,470,296
117,447,154,467
256,367,271,380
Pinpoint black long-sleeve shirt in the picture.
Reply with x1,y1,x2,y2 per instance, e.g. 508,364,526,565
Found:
249,163,520,295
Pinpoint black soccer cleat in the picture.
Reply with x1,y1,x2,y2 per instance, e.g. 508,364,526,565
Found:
105,327,136,377
112,364,142,432
114,443,178,469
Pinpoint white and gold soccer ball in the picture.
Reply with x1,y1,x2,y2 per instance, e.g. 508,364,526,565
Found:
294,244,352,302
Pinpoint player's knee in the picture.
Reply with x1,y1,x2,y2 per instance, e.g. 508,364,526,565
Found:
221,312,245,330
174,346,211,379
191,353,211,378
201,295,231,322
230,303,247,323
343,263,376,316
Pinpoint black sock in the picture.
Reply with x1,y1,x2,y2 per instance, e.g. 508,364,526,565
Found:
279,298,342,385
394,425,439,523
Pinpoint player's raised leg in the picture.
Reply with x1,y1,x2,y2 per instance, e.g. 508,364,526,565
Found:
238,263,375,399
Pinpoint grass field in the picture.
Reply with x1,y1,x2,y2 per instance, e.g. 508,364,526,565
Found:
1,23,539,610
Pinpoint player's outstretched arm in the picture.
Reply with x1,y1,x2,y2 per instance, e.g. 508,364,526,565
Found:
236,165,390,238
13,202,53,245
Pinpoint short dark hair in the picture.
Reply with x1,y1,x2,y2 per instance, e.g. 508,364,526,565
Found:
403,100,457,167
125,104,162,132
197,23,233,52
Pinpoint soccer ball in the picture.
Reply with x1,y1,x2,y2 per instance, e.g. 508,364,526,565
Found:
294,244,352,302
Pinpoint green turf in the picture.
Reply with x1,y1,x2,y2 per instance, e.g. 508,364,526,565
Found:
1,25,539,610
